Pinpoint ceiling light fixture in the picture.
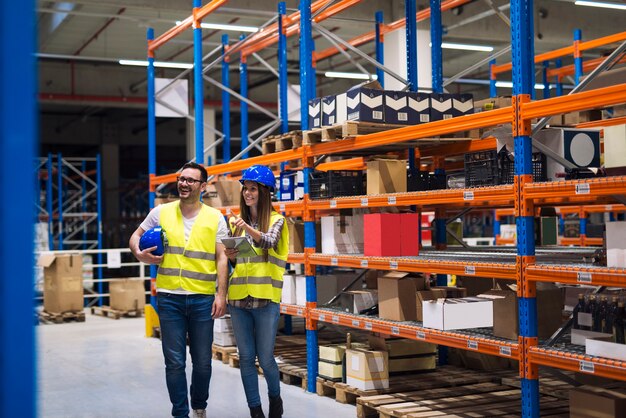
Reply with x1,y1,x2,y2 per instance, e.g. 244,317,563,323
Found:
324,71,377,80
175,21,258,32
440,42,494,52
575,1,626,11
495,81,557,90
119,59,194,69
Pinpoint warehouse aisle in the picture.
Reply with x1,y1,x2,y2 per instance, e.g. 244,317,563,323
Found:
38,311,355,418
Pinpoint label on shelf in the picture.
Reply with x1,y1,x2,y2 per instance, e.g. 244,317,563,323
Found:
467,341,478,350
360,198,368,207
365,322,372,331
279,204,286,212
387,196,396,205
319,314,325,322
330,200,337,208
389,261,398,270
463,191,474,201
499,346,512,357
577,272,592,283
332,315,340,324
580,361,595,373
575,184,590,195
297,309,303,316
281,306,287,313
331,258,338,266
226,208,232,215
464,266,476,275
391,326,400,335
352,320,360,327
360,259,368,268
416,331,426,340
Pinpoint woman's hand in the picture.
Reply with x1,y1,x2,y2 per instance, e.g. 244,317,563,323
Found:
229,216,249,231
224,247,239,261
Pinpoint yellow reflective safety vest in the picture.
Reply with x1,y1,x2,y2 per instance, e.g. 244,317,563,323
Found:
156,201,222,294
228,212,289,303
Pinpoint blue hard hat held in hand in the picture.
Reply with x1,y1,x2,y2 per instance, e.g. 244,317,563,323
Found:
139,226,167,256
240,165,276,191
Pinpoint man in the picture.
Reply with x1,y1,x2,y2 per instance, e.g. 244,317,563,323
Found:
130,162,228,418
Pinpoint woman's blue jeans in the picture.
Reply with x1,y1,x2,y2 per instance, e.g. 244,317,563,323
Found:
158,292,215,418
229,302,281,408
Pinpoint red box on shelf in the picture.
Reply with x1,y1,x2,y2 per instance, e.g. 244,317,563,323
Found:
400,213,419,256
364,213,401,256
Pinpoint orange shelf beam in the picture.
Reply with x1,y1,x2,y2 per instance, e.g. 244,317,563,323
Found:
279,303,307,317
523,176,626,201
310,309,519,359
307,253,516,279
316,157,366,171
526,265,626,287
417,137,497,158
576,115,626,129
547,55,626,80
530,347,626,381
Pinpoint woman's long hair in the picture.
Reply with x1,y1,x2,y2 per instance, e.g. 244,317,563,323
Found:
235,182,274,260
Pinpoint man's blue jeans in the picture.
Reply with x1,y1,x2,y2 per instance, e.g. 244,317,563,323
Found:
158,292,215,418
229,302,281,408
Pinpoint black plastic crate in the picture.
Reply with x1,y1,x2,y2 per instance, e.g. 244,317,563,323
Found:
407,171,447,192
309,170,364,199
499,151,547,184
464,150,500,187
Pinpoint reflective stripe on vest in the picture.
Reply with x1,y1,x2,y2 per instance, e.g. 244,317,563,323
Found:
228,212,289,303
156,201,222,294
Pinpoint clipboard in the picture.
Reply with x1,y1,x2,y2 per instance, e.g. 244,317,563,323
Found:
221,236,258,258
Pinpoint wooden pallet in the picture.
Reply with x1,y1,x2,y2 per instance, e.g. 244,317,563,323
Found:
303,121,404,146
212,344,238,364
90,305,143,320
38,310,86,324
262,130,303,154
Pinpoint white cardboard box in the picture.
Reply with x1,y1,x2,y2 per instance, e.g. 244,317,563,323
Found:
213,331,236,347
586,339,626,361
281,274,296,304
214,316,233,333
422,297,493,330
321,215,364,254
571,329,613,346
295,275,307,306
607,221,626,268
604,124,626,168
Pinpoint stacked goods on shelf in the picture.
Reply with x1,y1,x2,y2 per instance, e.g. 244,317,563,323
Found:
377,272,429,322
605,124,626,176
279,170,304,201
320,213,364,254
213,315,235,347
282,273,306,306
533,128,601,181
363,213,419,257
309,170,364,199
607,221,626,268
464,149,547,187
422,296,494,331
369,335,437,373
570,386,626,417
366,158,407,195
109,278,145,312
214,179,241,207
335,290,378,314
345,347,389,390
38,254,84,314
284,270,362,307
318,341,368,381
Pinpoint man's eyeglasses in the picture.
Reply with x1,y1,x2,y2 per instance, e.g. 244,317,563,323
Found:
177,176,203,185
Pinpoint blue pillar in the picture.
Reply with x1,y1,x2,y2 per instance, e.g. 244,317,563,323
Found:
1,0,37,414
82,160,88,249
47,153,54,250
574,29,583,86
490,59,497,98
96,154,103,306
375,11,385,87
430,0,443,94
57,152,64,250
278,2,289,134
193,0,204,164
542,61,550,99
406,0,418,174
555,59,563,97
147,27,157,308
221,34,231,163
240,34,249,159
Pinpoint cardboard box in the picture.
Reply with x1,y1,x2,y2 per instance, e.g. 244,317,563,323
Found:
214,315,233,333
202,184,222,208
604,124,626,169
407,92,431,123
318,361,343,380
383,91,409,124
345,348,389,390
571,329,613,346
213,331,236,346
337,290,377,314
281,274,296,304
607,221,626,268
533,128,601,181
416,289,447,322
321,95,337,126
295,275,307,306
319,342,369,380
364,270,378,289
586,339,626,361
474,96,512,112
308,97,321,129
364,213,401,256
320,215,364,254
570,386,626,418
369,335,437,356
422,297,493,330
316,272,360,306
287,218,304,253
366,159,407,195
346,81,384,123
400,213,419,256
378,272,428,321
215,180,241,207
430,93,474,121
38,253,84,313
109,279,145,311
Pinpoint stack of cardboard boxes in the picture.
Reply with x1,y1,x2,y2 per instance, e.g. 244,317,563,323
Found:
213,315,236,347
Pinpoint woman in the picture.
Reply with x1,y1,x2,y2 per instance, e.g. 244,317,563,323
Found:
225,165,289,418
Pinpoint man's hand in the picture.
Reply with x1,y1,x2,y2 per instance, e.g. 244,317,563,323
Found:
224,247,239,262
212,294,226,319
134,246,163,265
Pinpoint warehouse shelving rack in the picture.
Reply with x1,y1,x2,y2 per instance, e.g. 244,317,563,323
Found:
145,1,626,417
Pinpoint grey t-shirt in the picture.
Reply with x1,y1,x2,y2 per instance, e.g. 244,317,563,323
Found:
140,203,229,294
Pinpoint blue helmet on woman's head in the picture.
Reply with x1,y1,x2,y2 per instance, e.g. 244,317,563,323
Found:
240,165,275,191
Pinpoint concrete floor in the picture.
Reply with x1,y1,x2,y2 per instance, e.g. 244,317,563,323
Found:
37,310,355,418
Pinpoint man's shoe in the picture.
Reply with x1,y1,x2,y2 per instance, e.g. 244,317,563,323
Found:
269,395,283,418
192,409,207,418
250,405,265,418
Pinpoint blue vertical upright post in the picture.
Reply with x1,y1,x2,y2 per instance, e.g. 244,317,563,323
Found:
278,2,289,134
490,59,497,98
542,61,550,99
147,27,157,308
240,34,249,159
47,153,54,250
511,0,539,416
494,211,501,241
574,29,583,86
193,0,204,164
221,34,231,163
57,152,64,250
555,59,563,97
406,0,417,174
96,154,103,306
430,0,443,94
82,160,88,248
0,0,37,415
375,11,384,87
